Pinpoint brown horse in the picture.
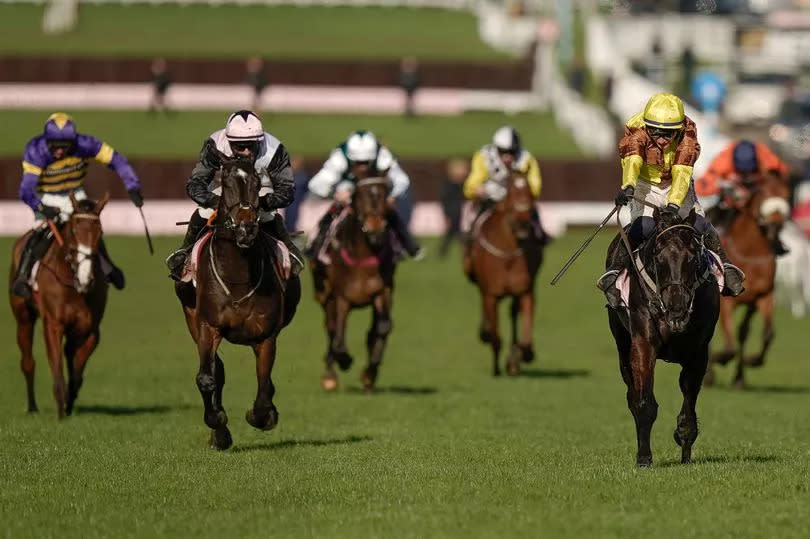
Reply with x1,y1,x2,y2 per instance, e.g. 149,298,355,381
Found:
464,173,544,376
175,157,301,450
311,177,396,392
8,193,110,418
705,173,790,389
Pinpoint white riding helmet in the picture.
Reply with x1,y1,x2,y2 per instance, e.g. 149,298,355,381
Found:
493,125,521,154
346,130,379,162
225,110,264,142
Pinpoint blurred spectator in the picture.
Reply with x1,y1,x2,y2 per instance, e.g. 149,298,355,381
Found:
246,56,268,112
395,186,414,231
645,37,666,86
680,46,696,99
149,58,170,113
285,155,310,232
439,158,468,258
399,57,420,118
568,56,586,95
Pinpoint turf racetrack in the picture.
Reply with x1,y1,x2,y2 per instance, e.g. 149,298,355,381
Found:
0,5,508,61
0,232,807,537
0,110,582,160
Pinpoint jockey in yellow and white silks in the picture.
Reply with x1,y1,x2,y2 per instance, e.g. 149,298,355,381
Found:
595,93,745,309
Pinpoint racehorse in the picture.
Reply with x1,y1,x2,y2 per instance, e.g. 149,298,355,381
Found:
175,157,301,450
705,173,790,389
9,193,110,418
606,210,720,466
464,172,544,376
310,177,396,392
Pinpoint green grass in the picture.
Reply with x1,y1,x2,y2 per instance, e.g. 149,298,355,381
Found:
0,232,808,538
0,110,582,159
0,5,509,61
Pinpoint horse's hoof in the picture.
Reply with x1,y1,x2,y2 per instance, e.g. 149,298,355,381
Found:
744,355,764,367
479,329,493,344
732,378,746,391
361,370,376,392
506,360,520,376
208,427,233,451
204,409,228,430
636,455,653,468
520,346,535,364
334,352,354,371
681,448,692,464
246,406,279,431
27,407,38,415
321,375,338,392
712,350,735,366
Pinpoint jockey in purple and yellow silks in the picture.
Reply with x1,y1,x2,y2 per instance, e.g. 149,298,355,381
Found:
10,113,144,299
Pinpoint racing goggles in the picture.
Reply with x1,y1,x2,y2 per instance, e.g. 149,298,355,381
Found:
647,127,679,140
230,140,259,154
46,139,74,152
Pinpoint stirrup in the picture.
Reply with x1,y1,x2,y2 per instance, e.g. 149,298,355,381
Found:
596,269,620,292
166,249,189,272
722,263,745,297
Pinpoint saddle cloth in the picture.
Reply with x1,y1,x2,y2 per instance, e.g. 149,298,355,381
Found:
181,232,291,285
316,208,397,266
613,250,724,308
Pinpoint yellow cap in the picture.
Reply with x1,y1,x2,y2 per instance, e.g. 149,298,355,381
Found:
642,93,685,130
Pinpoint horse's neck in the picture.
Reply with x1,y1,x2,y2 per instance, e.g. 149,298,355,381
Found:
728,211,770,254
480,210,518,249
210,232,263,273
338,214,377,255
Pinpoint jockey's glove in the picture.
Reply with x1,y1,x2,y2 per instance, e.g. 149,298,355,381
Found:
614,185,634,206
260,194,276,211
660,203,682,227
38,204,60,220
128,188,144,208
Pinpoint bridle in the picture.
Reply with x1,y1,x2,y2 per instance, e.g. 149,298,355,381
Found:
354,178,389,236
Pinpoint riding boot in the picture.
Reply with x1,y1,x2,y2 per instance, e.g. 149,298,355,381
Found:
10,227,51,299
98,237,125,290
266,214,304,275
531,207,552,246
387,208,424,260
596,237,631,310
704,225,745,297
305,205,340,260
166,211,208,278
772,237,790,256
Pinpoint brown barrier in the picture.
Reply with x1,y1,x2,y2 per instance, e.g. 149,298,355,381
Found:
0,157,620,203
0,56,533,90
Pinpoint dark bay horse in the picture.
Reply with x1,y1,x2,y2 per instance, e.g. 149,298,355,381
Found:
705,173,790,389
175,157,301,450
606,212,720,467
9,194,110,418
310,177,396,392
464,173,544,376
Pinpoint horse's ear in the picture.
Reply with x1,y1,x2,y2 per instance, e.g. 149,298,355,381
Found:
96,191,110,213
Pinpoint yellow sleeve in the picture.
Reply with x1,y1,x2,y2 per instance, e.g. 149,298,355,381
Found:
22,161,43,176
621,155,643,189
463,151,489,199
526,156,542,198
94,143,115,165
668,164,693,206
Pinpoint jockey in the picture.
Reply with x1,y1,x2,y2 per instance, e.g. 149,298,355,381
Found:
596,93,745,309
462,126,549,243
696,139,790,254
165,110,303,277
305,130,423,259
10,112,143,299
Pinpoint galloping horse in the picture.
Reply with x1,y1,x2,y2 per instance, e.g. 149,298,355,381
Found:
311,177,397,392
9,193,110,418
464,172,544,376
705,173,790,389
175,157,301,450
606,211,720,466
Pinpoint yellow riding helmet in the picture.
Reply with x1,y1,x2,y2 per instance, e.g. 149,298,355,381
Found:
642,93,685,130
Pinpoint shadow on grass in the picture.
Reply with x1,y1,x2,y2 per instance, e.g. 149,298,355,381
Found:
231,435,372,453
518,368,590,379
659,454,779,468
710,384,810,394
75,404,191,416
345,385,438,395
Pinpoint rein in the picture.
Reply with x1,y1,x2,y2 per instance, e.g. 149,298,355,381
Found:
473,210,523,260
207,231,265,305
40,213,103,291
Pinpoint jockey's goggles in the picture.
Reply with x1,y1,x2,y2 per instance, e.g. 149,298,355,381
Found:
350,160,373,167
46,139,74,152
230,140,259,153
496,147,518,157
647,127,679,139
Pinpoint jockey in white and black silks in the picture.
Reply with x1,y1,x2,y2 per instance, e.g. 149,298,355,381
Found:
596,93,745,310
166,110,304,278
305,130,424,260
11,112,144,299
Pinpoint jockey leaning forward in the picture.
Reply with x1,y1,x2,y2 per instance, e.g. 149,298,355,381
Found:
595,93,745,309
11,113,144,299
165,110,304,278
305,130,424,260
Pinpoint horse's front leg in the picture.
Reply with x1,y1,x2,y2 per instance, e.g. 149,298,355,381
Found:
196,322,225,431
627,337,658,467
12,298,38,413
246,338,279,431
706,299,735,386
732,304,756,389
321,297,339,391
64,330,99,416
330,295,354,371
42,317,67,419
745,293,775,368
363,288,393,392
675,342,709,464
481,293,501,376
